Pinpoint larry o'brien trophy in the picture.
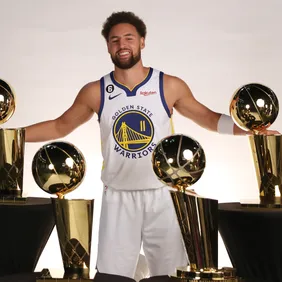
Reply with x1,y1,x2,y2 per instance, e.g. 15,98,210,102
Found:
32,141,94,281
230,83,281,207
0,78,25,202
152,134,241,281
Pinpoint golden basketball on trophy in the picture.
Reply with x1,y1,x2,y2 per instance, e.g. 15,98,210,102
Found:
152,134,241,281
0,78,25,201
32,141,94,281
230,83,281,207
230,83,279,133
0,79,16,124
152,134,205,192
32,141,86,199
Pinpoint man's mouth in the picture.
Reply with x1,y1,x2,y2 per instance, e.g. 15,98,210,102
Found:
117,50,131,59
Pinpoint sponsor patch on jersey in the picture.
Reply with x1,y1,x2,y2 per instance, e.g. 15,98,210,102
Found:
140,91,157,96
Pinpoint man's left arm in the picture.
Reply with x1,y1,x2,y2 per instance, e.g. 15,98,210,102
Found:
164,75,278,135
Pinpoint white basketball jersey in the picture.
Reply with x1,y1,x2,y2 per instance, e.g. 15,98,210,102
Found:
98,68,174,190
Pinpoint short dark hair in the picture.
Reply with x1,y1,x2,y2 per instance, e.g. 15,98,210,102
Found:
101,11,147,41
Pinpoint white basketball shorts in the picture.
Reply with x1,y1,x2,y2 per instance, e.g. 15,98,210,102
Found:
96,186,188,278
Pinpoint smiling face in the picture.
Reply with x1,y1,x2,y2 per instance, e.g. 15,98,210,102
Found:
107,23,145,69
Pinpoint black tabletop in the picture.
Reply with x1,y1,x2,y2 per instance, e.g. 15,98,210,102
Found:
219,202,282,282
0,271,137,282
0,197,55,276
0,197,52,206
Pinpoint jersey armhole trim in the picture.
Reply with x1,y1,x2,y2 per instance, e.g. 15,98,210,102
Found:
98,77,105,122
159,72,171,118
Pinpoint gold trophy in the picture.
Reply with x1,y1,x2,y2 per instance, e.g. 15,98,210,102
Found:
152,134,241,281
230,83,281,207
32,141,94,281
0,78,25,202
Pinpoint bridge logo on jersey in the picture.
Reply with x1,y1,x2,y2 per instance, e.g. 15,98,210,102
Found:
113,110,154,152
112,110,156,159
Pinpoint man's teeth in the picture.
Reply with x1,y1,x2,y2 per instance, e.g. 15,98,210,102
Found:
119,51,129,55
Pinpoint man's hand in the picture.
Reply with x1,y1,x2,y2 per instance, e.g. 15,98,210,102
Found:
258,129,281,135
234,124,280,136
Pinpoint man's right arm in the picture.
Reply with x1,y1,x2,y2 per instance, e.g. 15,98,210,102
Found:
25,81,100,142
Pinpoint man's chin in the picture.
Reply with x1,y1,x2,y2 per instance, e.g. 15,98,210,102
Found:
116,64,134,70
114,61,136,69
111,56,140,70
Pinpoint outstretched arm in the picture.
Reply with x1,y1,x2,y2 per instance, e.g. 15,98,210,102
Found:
164,75,236,133
25,81,100,142
164,75,278,135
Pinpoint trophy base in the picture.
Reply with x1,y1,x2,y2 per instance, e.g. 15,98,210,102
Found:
36,268,93,282
36,278,93,281
170,266,243,281
0,196,27,204
0,190,26,204
36,279,93,281
170,277,243,281
240,197,282,208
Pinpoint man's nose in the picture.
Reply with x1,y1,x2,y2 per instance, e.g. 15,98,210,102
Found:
118,38,127,48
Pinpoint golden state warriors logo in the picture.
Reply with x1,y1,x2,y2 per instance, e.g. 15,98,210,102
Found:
113,110,154,151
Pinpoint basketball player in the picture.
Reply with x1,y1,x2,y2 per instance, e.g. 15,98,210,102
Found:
24,11,279,282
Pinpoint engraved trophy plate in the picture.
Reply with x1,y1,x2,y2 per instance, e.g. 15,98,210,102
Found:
152,134,242,281
0,78,26,203
230,83,281,208
32,141,94,281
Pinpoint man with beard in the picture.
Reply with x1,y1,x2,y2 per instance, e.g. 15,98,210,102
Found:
24,11,278,282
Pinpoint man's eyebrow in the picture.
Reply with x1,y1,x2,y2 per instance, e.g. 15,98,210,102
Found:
124,33,135,37
109,33,136,40
109,35,119,40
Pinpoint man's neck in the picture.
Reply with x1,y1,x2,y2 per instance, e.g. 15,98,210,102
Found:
113,62,150,89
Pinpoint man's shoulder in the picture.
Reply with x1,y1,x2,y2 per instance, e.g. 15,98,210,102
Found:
83,79,100,89
79,70,114,93
78,80,101,98
163,73,186,87
75,80,102,112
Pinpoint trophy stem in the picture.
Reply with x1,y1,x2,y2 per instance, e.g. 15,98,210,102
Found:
247,134,282,207
0,128,25,201
171,191,218,270
52,198,94,279
170,191,242,281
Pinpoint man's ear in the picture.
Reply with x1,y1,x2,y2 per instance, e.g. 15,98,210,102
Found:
140,37,145,49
